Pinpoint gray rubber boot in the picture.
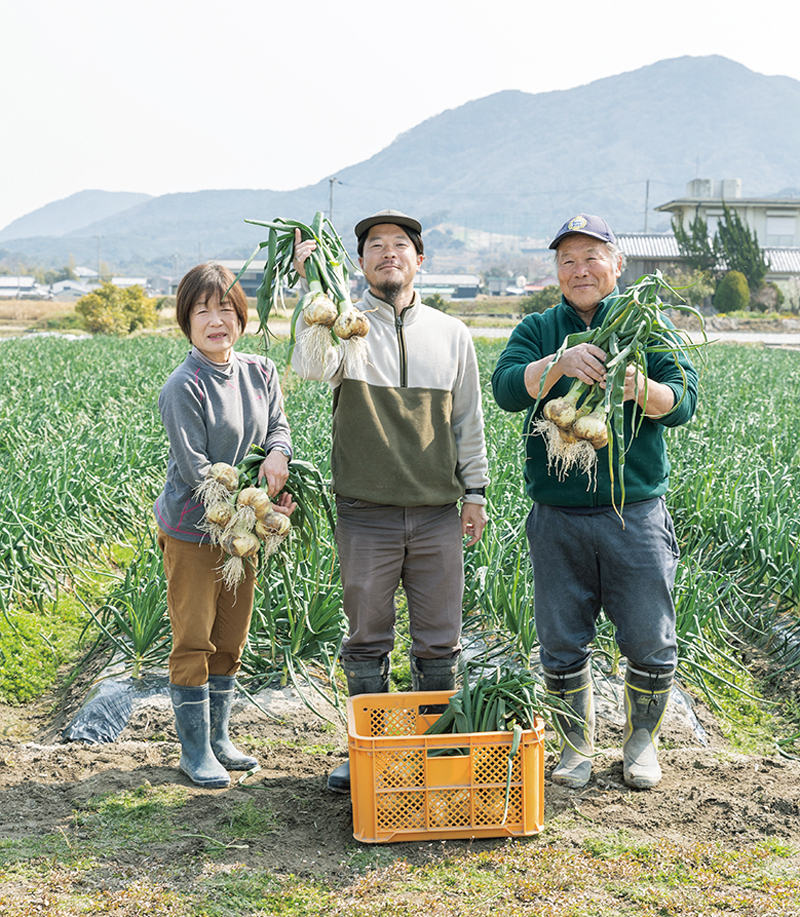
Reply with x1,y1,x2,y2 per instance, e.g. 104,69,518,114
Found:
170,683,230,789
623,665,674,789
327,656,390,795
543,661,595,789
208,675,258,771
410,653,459,692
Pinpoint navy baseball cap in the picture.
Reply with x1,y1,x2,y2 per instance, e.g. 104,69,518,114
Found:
549,214,616,250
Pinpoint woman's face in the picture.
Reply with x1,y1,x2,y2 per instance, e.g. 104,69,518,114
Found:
189,289,241,363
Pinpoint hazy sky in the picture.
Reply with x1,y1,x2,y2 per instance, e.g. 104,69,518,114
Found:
3,0,799,231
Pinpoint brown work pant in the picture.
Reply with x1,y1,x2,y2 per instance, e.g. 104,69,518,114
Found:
158,529,255,686
335,499,464,662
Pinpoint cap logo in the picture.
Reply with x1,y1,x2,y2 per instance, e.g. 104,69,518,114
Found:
567,216,588,231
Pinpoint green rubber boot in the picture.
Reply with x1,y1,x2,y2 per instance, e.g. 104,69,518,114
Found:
170,683,230,789
208,675,258,771
623,665,674,789
327,656,390,794
544,662,595,789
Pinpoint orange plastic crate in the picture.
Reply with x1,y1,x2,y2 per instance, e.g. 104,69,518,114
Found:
347,690,544,844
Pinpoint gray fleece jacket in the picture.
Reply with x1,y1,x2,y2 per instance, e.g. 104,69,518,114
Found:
154,346,292,542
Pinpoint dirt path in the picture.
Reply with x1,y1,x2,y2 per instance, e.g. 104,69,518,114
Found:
2,677,799,879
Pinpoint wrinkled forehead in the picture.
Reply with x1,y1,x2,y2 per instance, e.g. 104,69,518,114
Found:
555,235,613,260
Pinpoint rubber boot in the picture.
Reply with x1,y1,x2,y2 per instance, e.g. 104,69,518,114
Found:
410,653,459,692
623,665,674,789
327,655,390,795
543,661,595,789
170,683,230,789
208,675,258,770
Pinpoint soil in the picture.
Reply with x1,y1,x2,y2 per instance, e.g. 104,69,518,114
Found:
1,665,799,881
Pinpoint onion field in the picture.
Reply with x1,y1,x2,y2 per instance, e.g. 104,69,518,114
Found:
1,332,799,748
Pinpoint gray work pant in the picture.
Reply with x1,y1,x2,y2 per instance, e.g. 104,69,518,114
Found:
526,497,679,674
335,498,464,662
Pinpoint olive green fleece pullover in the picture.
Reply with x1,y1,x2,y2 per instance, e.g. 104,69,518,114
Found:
292,290,489,507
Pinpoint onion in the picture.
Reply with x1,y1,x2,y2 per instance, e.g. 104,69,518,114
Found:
205,500,234,527
543,397,578,430
573,411,609,449
255,511,291,539
333,308,369,340
222,531,261,558
303,292,337,327
209,462,239,492
237,486,272,519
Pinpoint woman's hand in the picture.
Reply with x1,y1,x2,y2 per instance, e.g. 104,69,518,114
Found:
293,228,317,279
258,451,289,497
271,491,297,517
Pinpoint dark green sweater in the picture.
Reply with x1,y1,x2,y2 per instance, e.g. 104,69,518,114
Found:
491,292,698,507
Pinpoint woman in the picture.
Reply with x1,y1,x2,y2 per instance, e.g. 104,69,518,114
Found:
155,263,295,788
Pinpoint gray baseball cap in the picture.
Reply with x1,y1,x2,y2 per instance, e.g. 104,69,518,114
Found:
354,209,422,238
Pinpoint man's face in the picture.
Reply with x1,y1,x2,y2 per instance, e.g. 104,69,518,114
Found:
359,223,423,301
556,234,621,317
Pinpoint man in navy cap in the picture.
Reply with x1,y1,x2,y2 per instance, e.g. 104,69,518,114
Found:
293,210,490,793
491,214,697,791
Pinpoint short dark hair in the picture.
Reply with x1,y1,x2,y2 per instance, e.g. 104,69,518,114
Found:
357,224,424,258
175,263,249,340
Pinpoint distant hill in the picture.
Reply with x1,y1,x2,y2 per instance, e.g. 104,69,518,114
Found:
3,55,800,275
0,190,153,242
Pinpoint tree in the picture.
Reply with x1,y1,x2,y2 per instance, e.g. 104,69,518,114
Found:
713,203,770,294
672,214,717,274
662,268,714,311
520,285,561,315
713,271,749,314
76,283,158,334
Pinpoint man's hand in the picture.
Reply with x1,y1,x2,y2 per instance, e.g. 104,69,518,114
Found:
461,501,488,547
557,342,607,385
293,228,317,280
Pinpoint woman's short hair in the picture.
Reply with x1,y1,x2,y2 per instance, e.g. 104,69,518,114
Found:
175,263,249,340
357,224,424,258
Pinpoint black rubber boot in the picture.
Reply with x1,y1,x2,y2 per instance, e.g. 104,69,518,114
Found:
623,665,674,789
543,661,595,789
170,683,230,789
410,653,459,692
208,675,258,770
327,656,390,794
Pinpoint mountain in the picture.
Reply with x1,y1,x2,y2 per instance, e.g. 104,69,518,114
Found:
3,55,800,274
0,190,152,242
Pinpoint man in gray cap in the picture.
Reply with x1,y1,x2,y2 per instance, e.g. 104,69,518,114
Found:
293,210,489,793
491,213,697,791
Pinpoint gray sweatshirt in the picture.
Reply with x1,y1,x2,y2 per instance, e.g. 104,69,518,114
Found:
154,346,292,542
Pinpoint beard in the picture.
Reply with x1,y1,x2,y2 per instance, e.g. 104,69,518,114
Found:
372,276,405,306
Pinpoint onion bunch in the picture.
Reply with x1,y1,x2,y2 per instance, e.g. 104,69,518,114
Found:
195,450,292,589
532,271,705,512
233,211,367,372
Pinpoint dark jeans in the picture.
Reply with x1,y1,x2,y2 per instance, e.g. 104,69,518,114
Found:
526,497,679,674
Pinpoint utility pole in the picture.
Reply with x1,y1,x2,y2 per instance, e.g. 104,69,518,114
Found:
329,177,339,223
643,180,650,232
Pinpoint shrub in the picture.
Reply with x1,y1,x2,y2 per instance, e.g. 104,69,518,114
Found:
520,285,561,315
749,282,784,313
76,283,158,334
713,271,750,314
422,293,448,311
